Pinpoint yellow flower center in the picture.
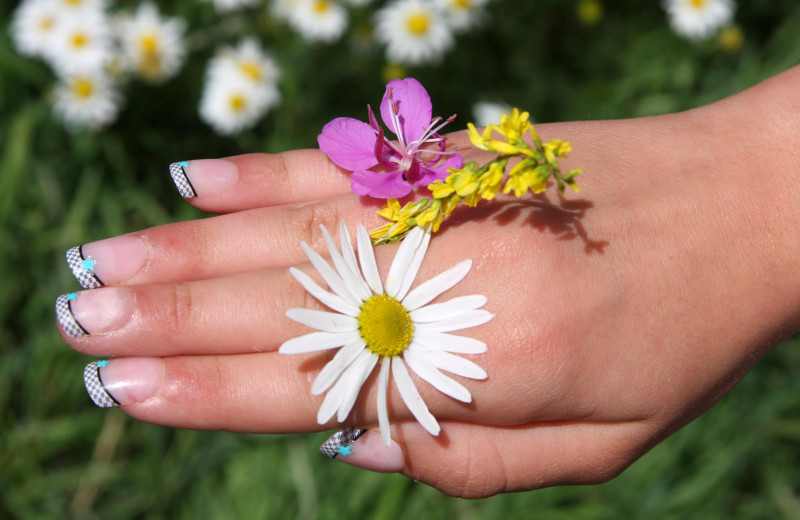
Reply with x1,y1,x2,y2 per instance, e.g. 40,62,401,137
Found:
39,16,54,32
139,34,158,53
689,0,706,7
407,12,430,35
138,34,162,79
453,0,471,8
238,61,262,81
229,94,247,112
71,32,88,48
71,77,93,98
358,294,414,358
313,0,331,13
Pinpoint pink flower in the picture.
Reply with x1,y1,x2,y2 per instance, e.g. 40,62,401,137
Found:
318,77,462,199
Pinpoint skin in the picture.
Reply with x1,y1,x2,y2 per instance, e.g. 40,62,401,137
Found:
60,65,800,498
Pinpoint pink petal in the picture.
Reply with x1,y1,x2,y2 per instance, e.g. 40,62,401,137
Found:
351,169,412,199
318,117,380,171
412,153,463,187
380,78,432,145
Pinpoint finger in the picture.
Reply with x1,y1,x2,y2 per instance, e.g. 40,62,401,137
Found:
168,150,351,213
321,420,650,498
64,192,385,289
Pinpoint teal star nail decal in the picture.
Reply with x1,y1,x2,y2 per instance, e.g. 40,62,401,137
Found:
337,445,352,457
97,360,108,367
66,293,77,300
179,161,189,167
82,257,96,272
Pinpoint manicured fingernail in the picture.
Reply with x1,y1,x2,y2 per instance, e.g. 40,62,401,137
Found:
56,288,135,338
169,159,238,198
66,235,147,288
319,427,404,473
84,357,164,408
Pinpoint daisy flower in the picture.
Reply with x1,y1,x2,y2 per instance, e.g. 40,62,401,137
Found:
280,221,491,445
472,100,512,128
663,0,734,40
374,0,454,66
11,0,60,58
209,0,261,12
53,71,121,130
288,0,349,43
47,9,113,75
208,38,282,87
117,2,187,83
433,0,489,32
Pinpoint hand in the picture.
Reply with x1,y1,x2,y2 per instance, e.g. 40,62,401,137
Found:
58,66,800,498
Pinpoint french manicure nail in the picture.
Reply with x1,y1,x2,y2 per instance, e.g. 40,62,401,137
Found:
56,287,135,338
169,159,238,198
320,427,404,473
66,235,147,288
84,357,164,408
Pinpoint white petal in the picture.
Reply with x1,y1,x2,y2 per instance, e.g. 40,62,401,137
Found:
290,267,360,317
377,358,392,446
337,350,378,422
385,226,426,298
426,350,488,380
404,345,471,403
357,224,383,295
302,242,362,307
394,229,431,301
286,308,358,332
338,220,372,299
409,295,488,323
392,357,440,436
278,331,355,354
415,310,493,333
413,330,487,354
311,338,366,395
317,370,351,424
321,224,371,301
402,260,472,311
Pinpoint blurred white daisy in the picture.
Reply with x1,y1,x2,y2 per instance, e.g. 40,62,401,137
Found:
54,0,107,12
11,0,60,58
210,0,261,12
663,0,734,40
288,0,349,43
209,38,282,87
53,71,121,130
47,9,113,75
117,2,187,83
343,0,373,6
270,0,299,21
472,100,512,127
434,0,489,32
375,0,454,65
280,222,491,445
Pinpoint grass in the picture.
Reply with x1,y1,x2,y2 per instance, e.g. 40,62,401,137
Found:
1,1,800,518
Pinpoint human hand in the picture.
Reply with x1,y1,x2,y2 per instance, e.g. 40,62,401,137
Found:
57,67,800,497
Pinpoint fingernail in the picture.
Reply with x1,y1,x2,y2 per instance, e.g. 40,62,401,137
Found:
66,235,147,288
84,357,164,408
320,427,404,473
169,159,238,198
56,288,135,338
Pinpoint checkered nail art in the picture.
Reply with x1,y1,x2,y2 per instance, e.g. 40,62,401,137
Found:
84,360,120,408
319,427,367,458
56,293,89,338
66,245,104,289
169,161,198,198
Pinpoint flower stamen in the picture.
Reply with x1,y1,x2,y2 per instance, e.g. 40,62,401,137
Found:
358,294,414,357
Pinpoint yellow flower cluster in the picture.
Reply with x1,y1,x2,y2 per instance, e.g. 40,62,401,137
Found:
370,108,582,244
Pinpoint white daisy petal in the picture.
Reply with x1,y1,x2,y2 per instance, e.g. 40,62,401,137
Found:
392,357,440,435
385,226,426,298
377,358,392,446
402,259,472,311
311,338,366,395
409,295,488,323
405,345,471,403
413,330,487,354
301,242,362,306
317,370,352,424
337,350,379,422
321,225,371,301
339,220,372,299
426,350,488,380
289,267,360,316
279,331,355,354
286,308,358,332
395,228,431,301
416,309,493,333
357,224,383,294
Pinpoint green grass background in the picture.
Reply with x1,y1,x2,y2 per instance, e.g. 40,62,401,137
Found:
2,1,800,518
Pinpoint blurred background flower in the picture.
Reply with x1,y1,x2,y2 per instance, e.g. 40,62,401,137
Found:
3,0,800,518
